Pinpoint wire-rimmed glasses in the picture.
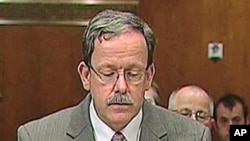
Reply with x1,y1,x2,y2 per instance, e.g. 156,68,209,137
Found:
172,108,211,122
89,65,147,85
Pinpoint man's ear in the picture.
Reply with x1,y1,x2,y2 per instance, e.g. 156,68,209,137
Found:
145,64,155,90
78,61,90,91
209,118,215,131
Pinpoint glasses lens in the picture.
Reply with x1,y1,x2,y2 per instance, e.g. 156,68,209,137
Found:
99,71,117,83
126,71,145,83
179,110,192,117
176,109,210,121
196,112,210,121
91,67,146,84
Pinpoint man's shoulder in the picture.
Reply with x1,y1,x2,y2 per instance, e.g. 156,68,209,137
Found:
17,97,92,141
142,105,211,140
26,106,75,126
19,106,76,134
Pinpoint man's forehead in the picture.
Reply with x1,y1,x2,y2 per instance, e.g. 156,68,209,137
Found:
176,104,210,113
177,86,208,97
218,102,243,110
173,92,211,112
91,31,148,68
175,89,210,104
217,103,244,117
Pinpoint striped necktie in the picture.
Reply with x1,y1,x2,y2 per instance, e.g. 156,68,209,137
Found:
111,132,127,141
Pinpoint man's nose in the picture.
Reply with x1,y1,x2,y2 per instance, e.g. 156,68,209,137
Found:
114,73,128,94
226,120,233,131
190,113,198,121
229,120,233,125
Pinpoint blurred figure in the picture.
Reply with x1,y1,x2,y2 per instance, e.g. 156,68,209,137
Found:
144,81,161,105
214,93,249,141
168,85,214,130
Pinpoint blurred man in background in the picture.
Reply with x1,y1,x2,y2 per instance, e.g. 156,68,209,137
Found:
214,93,249,141
144,81,161,105
168,85,214,130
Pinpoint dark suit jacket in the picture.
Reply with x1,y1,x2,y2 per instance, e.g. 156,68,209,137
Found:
17,94,211,141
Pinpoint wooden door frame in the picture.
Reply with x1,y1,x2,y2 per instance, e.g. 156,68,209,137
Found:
0,0,139,26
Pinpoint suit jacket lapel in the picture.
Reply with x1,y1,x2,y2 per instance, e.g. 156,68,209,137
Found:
140,102,168,141
66,94,95,141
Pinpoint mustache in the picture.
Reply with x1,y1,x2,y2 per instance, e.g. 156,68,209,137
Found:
106,93,133,105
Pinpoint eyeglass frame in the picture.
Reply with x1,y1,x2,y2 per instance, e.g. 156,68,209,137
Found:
88,63,149,85
171,109,212,122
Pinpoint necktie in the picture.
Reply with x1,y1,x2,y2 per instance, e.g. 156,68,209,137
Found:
111,132,127,141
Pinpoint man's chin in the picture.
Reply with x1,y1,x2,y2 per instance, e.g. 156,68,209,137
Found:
111,114,131,125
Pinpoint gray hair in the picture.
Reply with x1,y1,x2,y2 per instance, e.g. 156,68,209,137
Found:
168,85,214,117
82,9,156,68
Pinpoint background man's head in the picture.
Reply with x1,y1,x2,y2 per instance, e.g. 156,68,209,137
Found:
144,81,161,105
168,85,214,130
214,93,249,141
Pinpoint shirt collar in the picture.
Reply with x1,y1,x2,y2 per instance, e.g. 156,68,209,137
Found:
90,98,142,141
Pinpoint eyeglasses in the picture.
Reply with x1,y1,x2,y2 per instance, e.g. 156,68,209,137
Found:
172,109,211,122
89,65,147,85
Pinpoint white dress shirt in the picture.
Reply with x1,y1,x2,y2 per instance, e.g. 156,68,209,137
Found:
90,99,142,141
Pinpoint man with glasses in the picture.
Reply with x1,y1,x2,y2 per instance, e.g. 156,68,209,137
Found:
17,9,211,141
168,85,214,130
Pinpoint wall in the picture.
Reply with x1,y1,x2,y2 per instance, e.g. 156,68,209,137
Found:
139,0,250,140
0,26,85,141
139,0,250,107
